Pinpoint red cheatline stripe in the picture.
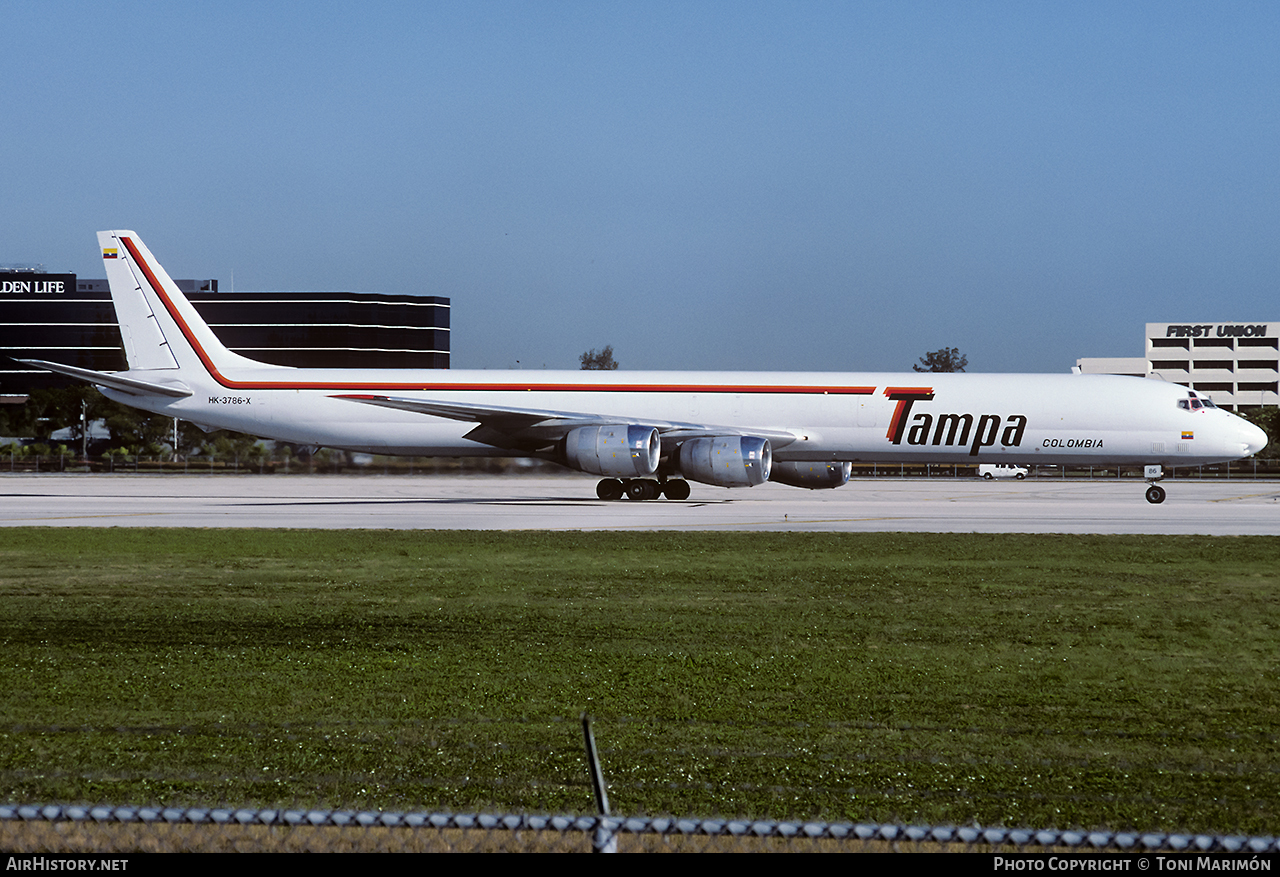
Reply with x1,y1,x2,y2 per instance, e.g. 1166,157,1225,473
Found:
120,235,877,396
882,387,935,442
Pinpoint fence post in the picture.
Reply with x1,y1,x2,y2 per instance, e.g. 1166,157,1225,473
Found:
581,714,616,853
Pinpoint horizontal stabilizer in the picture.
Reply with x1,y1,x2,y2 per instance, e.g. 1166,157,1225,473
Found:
19,359,193,398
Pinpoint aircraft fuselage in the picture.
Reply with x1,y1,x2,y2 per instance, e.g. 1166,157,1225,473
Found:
103,367,1261,469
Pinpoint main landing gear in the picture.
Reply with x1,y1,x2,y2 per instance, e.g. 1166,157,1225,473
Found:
596,478,691,501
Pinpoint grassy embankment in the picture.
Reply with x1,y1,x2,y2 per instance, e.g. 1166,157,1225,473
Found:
1,529,1276,834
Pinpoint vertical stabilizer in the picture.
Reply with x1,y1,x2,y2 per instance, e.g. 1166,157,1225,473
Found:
98,230,280,378
98,231,180,370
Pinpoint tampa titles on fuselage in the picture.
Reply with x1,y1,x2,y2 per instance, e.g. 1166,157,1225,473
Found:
883,388,1027,456
19,230,1270,505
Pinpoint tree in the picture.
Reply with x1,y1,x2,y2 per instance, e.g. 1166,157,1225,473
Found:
913,347,968,373
1240,407,1280,459
1,385,119,448
579,345,619,370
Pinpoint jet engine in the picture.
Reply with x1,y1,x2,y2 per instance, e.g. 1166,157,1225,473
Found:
564,424,660,478
769,460,852,489
678,436,772,487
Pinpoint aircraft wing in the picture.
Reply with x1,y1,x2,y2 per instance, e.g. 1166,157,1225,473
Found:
331,393,798,451
18,359,193,398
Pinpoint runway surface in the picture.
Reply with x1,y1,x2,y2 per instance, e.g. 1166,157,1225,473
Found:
2,474,1278,533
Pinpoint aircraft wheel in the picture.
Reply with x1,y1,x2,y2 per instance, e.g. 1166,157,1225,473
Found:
626,479,659,501
662,479,691,500
983,473,993,480
596,479,624,501
1145,485,1166,504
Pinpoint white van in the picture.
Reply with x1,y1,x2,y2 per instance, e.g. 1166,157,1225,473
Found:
978,464,1028,480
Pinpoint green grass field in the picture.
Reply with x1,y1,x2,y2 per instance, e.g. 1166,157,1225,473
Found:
1,529,1277,833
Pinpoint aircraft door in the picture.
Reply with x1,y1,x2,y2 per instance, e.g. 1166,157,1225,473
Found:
856,398,879,428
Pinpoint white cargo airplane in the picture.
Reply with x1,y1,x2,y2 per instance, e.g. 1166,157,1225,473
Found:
22,231,1269,504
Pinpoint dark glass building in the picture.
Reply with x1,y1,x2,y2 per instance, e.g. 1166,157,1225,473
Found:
0,274,449,393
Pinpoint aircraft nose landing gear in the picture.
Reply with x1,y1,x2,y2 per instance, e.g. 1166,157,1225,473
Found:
1143,465,1166,504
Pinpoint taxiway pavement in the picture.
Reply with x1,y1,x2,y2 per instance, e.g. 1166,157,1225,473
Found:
2,474,1278,534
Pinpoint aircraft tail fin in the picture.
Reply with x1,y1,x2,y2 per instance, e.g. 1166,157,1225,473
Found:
97,230,278,377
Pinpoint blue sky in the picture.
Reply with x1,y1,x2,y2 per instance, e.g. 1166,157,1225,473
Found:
3,2,1277,372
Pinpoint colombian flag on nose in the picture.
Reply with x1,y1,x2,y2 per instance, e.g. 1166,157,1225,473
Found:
1182,431,1194,440
102,248,118,259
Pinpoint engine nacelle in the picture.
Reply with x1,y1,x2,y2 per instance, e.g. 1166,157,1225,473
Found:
564,424,660,478
678,436,772,487
769,460,852,489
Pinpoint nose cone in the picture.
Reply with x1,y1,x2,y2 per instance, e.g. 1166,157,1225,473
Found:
1241,419,1269,457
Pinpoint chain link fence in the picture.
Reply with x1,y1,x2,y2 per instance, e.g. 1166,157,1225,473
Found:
3,448,1280,480
4,804,1279,853
4,716,1278,853
4,712,1279,849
